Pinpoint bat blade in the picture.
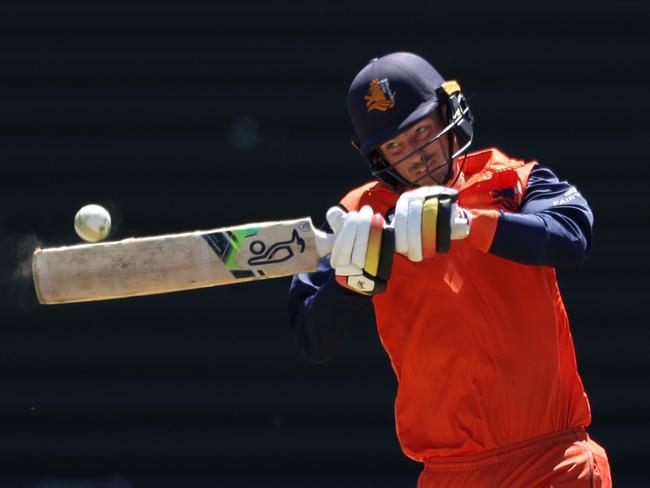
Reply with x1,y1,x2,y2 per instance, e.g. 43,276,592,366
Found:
33,217,327,304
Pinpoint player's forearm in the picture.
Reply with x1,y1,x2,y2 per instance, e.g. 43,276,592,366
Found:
289,258,374,364
464,165,593,268
488,209,591,267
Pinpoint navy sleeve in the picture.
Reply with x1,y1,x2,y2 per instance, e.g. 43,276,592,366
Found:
288,256,375,363
488,165,594,267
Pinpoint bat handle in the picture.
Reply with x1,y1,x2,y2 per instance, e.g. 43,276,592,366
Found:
450,214,471,240
313,229,336,257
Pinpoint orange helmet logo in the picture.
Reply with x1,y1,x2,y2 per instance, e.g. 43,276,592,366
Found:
365,79,396,112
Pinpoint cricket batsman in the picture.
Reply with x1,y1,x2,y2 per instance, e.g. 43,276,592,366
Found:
288,52,612,487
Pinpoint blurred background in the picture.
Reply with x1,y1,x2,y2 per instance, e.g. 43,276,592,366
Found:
1,1,648,486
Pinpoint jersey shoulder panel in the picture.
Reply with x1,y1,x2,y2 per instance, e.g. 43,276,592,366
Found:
462,147,533,176
340,180,397,215
460,147,538,212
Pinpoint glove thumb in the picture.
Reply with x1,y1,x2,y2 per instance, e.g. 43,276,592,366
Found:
326,206,346,234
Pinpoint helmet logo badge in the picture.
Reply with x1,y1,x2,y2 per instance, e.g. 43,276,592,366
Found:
365,79,396,112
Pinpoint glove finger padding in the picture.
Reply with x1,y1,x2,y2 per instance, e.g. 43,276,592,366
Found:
406,198,424,262
350,205,373,270
393,196,410,255
330,210,359,269
435,197,452,253
394,186,460,261
375,226,395,281
421,198,438,259
345,225,394,294
327,205,394,296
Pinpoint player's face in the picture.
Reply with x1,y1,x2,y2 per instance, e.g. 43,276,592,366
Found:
379,112,458,187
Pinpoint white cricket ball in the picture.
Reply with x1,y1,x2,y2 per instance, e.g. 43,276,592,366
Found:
74,204,112,242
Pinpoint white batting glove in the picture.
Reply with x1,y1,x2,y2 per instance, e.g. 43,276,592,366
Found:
327,205,394,295
393,186,471,262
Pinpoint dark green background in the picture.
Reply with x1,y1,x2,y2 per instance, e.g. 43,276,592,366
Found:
1,1,648,486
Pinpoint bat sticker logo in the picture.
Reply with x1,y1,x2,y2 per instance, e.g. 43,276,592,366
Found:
203,227,260,279
247,229,305,266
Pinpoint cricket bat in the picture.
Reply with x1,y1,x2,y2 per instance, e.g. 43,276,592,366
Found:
32,217,335,305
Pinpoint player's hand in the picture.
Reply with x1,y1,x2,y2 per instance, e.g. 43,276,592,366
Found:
327,205,394,295
393,186,471,262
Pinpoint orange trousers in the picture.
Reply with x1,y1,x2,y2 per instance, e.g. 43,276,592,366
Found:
417,428,611,488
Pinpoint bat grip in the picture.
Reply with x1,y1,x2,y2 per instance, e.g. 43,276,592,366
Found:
313,215,469,258
314,229,336,257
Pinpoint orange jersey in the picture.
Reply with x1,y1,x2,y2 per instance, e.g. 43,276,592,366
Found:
339,148,592,461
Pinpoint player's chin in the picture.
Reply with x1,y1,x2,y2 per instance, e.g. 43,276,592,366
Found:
410,171,448,187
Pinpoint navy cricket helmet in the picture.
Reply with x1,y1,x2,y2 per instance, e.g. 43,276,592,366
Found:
347,52,474,192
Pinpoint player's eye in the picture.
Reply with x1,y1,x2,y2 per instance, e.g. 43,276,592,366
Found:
415,125,432,138
385,142,401,152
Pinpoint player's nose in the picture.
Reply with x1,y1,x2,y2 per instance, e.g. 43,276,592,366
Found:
405,155,428,176
406,146,428,165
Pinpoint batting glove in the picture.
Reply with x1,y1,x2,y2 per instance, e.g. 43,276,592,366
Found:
327,205,394,295
393,186,471,262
